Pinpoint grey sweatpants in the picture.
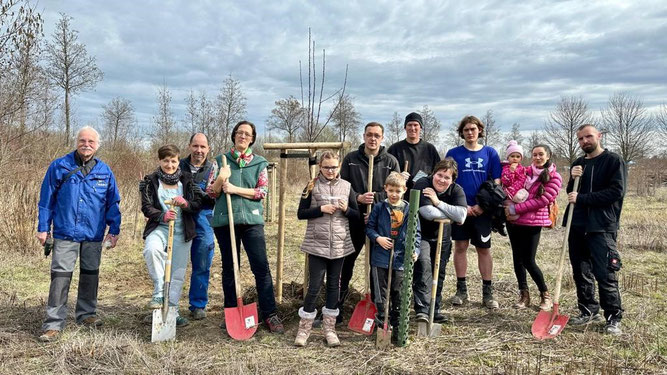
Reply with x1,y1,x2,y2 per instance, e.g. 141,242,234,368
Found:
42,239,103,331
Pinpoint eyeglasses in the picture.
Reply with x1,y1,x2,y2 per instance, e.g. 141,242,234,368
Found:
236,131,253,138
321,166,339,171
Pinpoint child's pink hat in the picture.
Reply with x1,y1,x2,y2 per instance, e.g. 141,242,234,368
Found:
505,140,524,159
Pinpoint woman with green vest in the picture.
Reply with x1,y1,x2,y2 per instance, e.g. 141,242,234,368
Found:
209,120,284,334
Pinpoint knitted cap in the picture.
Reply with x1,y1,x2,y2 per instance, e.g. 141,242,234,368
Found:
404,112,423,128
505,140,524,159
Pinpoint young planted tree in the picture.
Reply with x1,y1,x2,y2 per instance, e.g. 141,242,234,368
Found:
419,105,441,145
44,13,103,142
330,93,360,143
544,96,593,164
214,74,246,152
267,95,303,143
101,97,135,148
385,111,403,146
601,92,654,163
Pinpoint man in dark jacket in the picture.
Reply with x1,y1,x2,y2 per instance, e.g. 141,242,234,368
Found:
36,126,121,342
565,124,626,335
179,133,217,320
337,122,400,323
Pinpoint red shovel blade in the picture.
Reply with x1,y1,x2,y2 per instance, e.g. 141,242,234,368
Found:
224,299,258,341
348,294,377,335
532,303,569,340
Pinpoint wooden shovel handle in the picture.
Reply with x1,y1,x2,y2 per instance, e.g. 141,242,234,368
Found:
553,176,580,304
222,157,243,298
364,154,374,295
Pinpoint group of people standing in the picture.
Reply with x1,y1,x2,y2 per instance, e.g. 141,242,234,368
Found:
35,114,627,344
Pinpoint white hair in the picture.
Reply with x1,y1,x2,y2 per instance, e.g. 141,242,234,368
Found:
76,126,100,142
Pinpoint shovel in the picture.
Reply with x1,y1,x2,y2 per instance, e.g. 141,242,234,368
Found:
532,176,580,340
376,242,395,349
151,201,178,342
348,154,377,335
221,157,258,341
418,219,448,337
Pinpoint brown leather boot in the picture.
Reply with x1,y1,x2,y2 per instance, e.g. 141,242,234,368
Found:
513,289,530,309
539,291,553,311
294,307,316,347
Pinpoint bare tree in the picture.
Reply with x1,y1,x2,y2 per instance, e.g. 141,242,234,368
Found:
657,103,667,138
544,96,593,165
504,122,524,148
601,92,654,163
445,121,463,150
0,0,42,70
419,105,441,145
267,95,303,143
152,83,176,147
101,97,134,148
385,112,403,146
299,28,348,142
214,74,246,152
330,93,360,143
184,90,198,134
527,130,542,150
44,13,103,141
481,109,501,149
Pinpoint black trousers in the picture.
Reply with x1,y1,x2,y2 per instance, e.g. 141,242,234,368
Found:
371,266,404,327
338,221,368,307
507,223,548,292
568,228,623,320
303,254,344,313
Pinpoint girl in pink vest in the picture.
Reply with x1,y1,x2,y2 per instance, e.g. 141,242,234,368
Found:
504,144,562,310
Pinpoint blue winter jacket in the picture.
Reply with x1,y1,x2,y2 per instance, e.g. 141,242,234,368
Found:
37,151,121,242
366,200,421,271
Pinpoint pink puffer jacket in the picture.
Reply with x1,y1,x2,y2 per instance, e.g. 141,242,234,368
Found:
511,164,562,227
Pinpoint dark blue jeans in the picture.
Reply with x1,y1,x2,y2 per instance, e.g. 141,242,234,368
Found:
213,224,277,319
188,210,215,311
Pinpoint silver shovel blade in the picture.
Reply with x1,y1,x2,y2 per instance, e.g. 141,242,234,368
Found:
152,306,177,342
429,323,442,337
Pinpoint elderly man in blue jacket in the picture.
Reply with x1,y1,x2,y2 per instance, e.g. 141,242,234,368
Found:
36,126,121,342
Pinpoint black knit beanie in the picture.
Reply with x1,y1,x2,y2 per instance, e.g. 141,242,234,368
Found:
404,112,423,128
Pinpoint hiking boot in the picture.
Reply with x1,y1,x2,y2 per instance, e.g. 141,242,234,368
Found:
482,284,499,309
191,308,206,320
264,313,285,334
604,320,622,336
513,289,530,309
451,282,469,306
38,330,60,342
176,316,189,327
147,297,163,309
539,291,552,311
80,316,103,327
433,312,450,324
415,312,429,323
570,312,605,326
294,307,317,347
322,307,340,347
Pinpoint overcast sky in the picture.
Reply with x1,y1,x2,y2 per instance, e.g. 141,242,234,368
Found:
40,0,667,144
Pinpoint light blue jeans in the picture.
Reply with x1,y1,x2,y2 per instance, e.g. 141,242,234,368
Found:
143,226,191,307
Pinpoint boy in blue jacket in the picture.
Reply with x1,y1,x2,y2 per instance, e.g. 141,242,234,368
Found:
366,172,421,329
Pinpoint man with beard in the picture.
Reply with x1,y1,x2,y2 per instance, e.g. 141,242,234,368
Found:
565,124,626,335
36,126,121,342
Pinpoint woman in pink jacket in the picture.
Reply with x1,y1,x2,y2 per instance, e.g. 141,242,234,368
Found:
504,144,562,311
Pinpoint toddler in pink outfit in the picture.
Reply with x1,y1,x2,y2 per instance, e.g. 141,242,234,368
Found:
501,140,528,221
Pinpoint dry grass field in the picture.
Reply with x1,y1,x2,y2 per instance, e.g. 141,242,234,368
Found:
0,182,666,374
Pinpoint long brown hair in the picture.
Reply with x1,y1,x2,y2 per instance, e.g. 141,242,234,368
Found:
302,150,340,199
533,144,552,198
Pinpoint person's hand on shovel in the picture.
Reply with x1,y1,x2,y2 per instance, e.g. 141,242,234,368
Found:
162,210,177,222
171,196,188,208
211,164,231,194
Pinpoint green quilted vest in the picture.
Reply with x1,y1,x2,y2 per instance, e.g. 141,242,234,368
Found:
211,152,268,227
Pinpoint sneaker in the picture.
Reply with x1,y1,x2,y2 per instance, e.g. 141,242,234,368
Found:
569,312,605,326
147,297,163,309
604,320,622,336
38,330,60,342
191,308,206,320
433,313,450,324
264,314,285,334
176,316,189,327
80,316,103,327
415,312,429,323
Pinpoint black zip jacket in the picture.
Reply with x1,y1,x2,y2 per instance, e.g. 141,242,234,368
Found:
340,144,400,217
140,172,204,241
563,149,626,232
179,156,216,208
